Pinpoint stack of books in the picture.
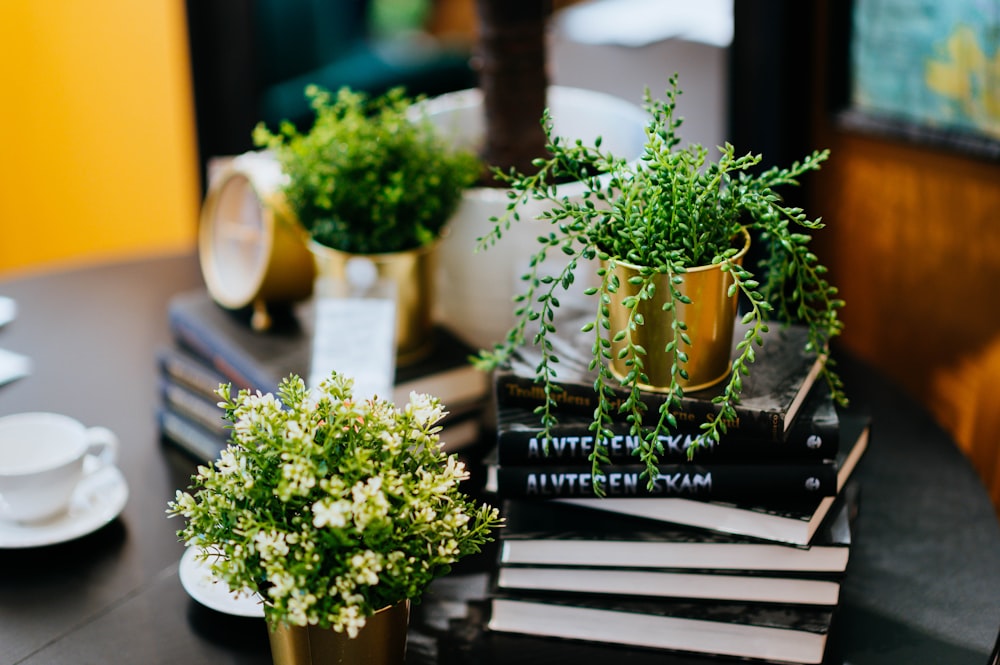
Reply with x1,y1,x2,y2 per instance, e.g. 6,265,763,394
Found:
156,289,491,464
483,323,870,664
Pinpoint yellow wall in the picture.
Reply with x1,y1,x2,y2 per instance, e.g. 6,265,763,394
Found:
0,2,199,278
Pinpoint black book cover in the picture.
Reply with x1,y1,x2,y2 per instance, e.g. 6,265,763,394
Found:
496,380,839,465
157,374,487,464
164,289,489,410
487,592,835,664
159,374,228,437
495,318,825,442
476,628,832,665
158,344,487,424
494,565,842,606
490,459,839,501
552,415,869,546
498,490,853,573
157,407,228,464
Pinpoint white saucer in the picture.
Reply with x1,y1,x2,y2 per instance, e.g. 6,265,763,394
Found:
0,464,128,548
179,546,265,618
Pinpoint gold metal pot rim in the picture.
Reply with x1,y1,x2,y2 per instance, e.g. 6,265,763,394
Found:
607,226,751,273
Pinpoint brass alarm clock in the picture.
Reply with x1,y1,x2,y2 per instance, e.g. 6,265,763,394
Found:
198,152,315,330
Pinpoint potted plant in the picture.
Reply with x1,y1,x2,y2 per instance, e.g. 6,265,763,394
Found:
398,0,646,352
252,85,481,363
424,87,648,351
167,371,502,665
474,76,847,490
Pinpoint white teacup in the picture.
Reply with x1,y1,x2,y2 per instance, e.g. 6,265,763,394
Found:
0,412,118,524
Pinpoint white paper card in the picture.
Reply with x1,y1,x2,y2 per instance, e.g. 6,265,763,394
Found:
0,347,32,387
309,298,396,401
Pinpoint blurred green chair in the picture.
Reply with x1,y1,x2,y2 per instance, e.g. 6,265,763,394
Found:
186,0,475,192
253,0,475,130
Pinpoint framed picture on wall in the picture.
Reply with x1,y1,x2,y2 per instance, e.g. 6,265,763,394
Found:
837,0,1000,161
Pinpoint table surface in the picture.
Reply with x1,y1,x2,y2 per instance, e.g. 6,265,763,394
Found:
0,253,998,665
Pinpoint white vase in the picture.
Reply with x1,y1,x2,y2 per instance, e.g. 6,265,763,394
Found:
419,87,648,351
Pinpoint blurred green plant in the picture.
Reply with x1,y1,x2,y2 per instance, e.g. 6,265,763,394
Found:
254,85,480,254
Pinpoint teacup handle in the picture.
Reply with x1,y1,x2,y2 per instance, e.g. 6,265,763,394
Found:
84,426,118,471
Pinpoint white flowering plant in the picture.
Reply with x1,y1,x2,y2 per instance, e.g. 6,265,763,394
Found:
167,371,502,636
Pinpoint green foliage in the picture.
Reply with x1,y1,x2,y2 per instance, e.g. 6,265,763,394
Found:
167,372,502,634
254,86,481,254
474,75,846,494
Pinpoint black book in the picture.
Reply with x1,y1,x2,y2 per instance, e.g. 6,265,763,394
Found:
158,344,487,423
487,593,835,664
494,492,855,607
159,373,228,437
164,289,490,411
552,414,870,546
495,319,826,442
495,566,841,607
497,492,854,574
157,345,232,407
480,629,830,665
157,374,485,463
158,407,229,464
488,458,840,501
496,380,840,466
486,407,858,502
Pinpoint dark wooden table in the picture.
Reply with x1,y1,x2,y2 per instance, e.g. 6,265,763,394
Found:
0,254,998,665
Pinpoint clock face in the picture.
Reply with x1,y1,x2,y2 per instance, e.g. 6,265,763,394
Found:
198,154,315,326
200,173,271,308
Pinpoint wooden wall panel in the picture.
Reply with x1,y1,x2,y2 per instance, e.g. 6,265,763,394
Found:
811,111,1000,516
798,0,1000,516
812,131,1000,382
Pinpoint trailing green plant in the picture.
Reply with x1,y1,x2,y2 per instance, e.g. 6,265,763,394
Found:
253,85,481,254
474,75,846,494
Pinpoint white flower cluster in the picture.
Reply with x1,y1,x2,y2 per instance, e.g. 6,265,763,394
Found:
167,372,502,636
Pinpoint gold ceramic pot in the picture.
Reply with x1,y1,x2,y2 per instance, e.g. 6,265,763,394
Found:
309,241,438,366
267,600,410,665
605,228,750,392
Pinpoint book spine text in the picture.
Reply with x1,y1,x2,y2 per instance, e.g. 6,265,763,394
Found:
492,463,838,500
496,414,838,465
